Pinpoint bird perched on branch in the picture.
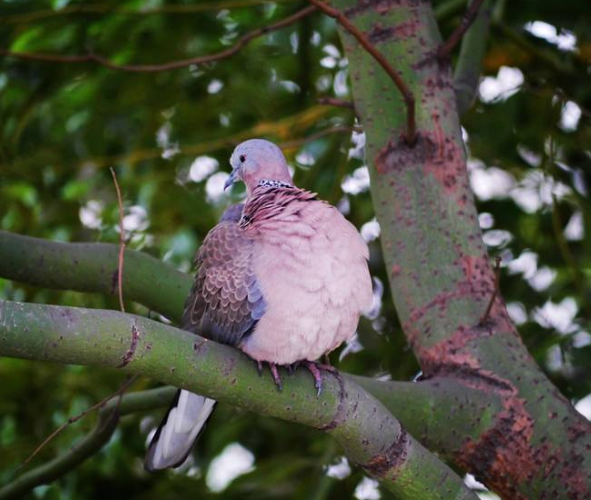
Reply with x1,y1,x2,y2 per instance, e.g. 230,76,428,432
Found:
145,139,372,470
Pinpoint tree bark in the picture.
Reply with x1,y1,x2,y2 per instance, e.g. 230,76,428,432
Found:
332,0,591,498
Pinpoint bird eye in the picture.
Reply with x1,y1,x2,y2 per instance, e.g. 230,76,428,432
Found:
239,155,246,162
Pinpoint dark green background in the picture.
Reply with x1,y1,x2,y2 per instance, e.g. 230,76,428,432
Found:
0,0,589,498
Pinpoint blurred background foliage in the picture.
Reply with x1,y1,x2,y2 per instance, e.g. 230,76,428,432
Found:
0,0,589,499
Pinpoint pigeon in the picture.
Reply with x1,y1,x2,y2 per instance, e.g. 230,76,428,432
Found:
145,138,373,470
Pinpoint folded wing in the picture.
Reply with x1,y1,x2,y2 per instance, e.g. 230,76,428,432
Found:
145,204,265,471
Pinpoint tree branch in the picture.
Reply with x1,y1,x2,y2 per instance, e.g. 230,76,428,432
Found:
307,0,416,145
453,0,494,115
0,387,176,500
350,375,504,463
0,6,317,73
334,0,591,496
317,97,355,110
438,0,487,59
21,375,136,467
0,230,190,322
0,300,478,500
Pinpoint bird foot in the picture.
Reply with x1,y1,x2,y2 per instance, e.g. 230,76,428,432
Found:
256,360,283,391
255,360,336,395
269,363,283,391
301,361,336,397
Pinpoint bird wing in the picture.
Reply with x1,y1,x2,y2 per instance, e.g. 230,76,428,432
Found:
145,204,264,471
181,211,266,347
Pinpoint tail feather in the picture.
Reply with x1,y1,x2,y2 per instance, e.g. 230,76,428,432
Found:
144,389,216,471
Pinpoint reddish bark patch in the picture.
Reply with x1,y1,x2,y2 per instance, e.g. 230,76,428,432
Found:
376,133,437,175
390,264,401,278
317,373,346,431
117,324,140,368
368,20,418,44
452,364,591,499
222,355,237,377
455,390,591,500
422,112,466,200
363,428,410,477
403,254,495,344
414,307,515,378
344,0,421,18
193,339,208,353
458,397,535,499
557,456,588,500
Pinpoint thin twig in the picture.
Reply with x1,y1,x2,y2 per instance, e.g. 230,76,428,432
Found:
0,6,316,73
21,375,137,467
439,0,487,59
20,168,138,470
110,167,126,313
480,256,502,323
307,0,416,145
2,388,176,500
317,97,355,110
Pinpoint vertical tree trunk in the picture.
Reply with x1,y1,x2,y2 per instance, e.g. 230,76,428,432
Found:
333,0,591,498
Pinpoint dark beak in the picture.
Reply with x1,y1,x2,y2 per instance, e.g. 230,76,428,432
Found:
224,170,238,190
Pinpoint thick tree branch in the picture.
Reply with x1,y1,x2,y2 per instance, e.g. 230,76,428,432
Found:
453,0,494,115
0,387,175,500
351,375,504,462
0,6,316,73
0,300,477,500
307,0,416,145
0,230,190,322
333,0,591,498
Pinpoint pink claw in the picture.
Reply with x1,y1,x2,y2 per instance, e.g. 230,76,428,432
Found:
302,361,325,396
269,363,283,391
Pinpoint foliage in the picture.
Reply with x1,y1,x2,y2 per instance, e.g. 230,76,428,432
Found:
0,0,589,499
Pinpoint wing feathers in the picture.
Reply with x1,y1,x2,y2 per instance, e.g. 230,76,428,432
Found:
181,210,266,346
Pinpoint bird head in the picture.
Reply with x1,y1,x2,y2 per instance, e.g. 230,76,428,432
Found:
225,139,293,195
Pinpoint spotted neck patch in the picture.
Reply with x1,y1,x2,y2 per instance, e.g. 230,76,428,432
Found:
257,179,293,189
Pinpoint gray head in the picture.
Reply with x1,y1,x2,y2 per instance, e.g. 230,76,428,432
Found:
225,139,293,195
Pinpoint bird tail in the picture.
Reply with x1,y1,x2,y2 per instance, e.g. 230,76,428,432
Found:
144,389,217,471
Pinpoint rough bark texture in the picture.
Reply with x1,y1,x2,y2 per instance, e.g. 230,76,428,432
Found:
333,0,591,498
